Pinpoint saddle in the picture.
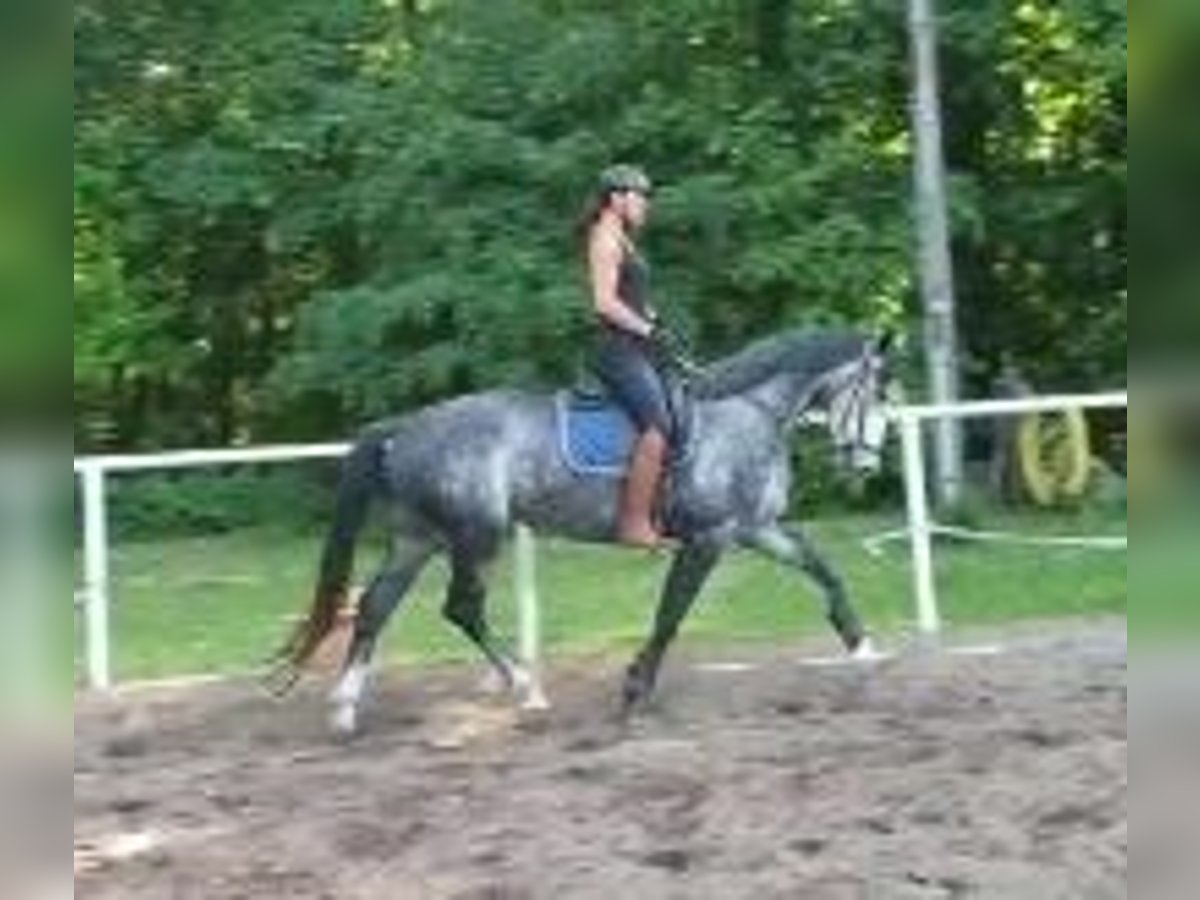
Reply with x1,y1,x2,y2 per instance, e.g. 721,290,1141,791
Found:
556,375,694,478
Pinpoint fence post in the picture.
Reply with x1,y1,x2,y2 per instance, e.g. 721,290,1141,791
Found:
899,411,942,640
513,525,548,709
81,464,112,690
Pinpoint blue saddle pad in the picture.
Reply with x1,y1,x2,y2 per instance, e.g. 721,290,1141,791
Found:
556,392,636,476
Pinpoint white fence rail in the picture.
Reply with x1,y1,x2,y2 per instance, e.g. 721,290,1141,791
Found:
893,391,1127,641
73,445,349,690
73,442,549,691
73,391,1127,690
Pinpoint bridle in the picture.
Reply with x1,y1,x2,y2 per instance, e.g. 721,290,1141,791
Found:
831,357,879,450
656,339,887,460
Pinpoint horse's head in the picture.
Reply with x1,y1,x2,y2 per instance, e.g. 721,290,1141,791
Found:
696,327,899,474
818,332,896,476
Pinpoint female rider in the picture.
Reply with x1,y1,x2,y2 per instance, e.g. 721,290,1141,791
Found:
582,165,672,549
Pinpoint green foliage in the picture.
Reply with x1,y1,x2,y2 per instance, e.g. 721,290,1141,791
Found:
74,0,1127,451
942,0,1127,391
2,1,65,422
107,470,332,540
788,437,905,517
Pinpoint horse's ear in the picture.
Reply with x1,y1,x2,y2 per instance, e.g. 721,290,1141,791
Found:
874,330,897,356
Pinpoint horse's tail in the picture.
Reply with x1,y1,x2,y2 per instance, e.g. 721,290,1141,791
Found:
267,428,388,692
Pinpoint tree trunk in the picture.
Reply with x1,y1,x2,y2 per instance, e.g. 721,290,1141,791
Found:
908,0,964,507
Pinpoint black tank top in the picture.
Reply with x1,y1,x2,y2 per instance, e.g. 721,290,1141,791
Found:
599,240,652,345
617,244,651,318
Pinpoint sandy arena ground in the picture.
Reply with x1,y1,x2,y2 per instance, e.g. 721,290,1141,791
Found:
75,619,1126,899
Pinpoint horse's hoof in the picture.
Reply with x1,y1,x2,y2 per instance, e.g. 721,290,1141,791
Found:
521,684,552,712
851,637,888,663
509,667,551,712
330,704,359,739
620,684,647,719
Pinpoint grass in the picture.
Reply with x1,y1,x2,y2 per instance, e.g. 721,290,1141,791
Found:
73,508,1127,683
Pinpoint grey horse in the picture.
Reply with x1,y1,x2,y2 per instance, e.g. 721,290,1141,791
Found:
273,328,894,735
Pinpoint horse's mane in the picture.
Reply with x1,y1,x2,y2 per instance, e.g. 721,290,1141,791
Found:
693,328,866,399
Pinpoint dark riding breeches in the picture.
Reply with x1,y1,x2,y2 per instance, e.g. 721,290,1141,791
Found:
593,335,673,437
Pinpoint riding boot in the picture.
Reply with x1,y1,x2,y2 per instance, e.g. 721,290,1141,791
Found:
618,428,668,549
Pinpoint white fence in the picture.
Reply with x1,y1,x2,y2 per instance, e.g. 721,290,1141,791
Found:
74,444,349,690
74,391,1127,690
893,391,1127,640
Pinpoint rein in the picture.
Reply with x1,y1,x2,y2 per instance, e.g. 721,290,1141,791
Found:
658,338,879,448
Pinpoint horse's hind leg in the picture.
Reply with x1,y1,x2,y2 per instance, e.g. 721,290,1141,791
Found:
442,538,539,705
330,538,436,737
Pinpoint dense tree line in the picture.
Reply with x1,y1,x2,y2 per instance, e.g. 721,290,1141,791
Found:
74,0,1126,452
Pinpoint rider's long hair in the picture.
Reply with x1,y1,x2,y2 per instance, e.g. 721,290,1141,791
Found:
575,186,615,249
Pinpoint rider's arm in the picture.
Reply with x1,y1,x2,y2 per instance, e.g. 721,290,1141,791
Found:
589,229,655,339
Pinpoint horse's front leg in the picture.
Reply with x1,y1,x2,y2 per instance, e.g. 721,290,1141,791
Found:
623,538,724,714
745,522,875,657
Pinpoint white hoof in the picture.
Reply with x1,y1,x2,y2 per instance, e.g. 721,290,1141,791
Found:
520,683,552,712
851,637,886,663
329,662,368,736
330,703,358,737
510,667,551,712
510,665,532,691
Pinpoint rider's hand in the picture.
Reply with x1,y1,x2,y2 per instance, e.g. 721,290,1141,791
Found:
649,322,687,363
640,310,660,338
